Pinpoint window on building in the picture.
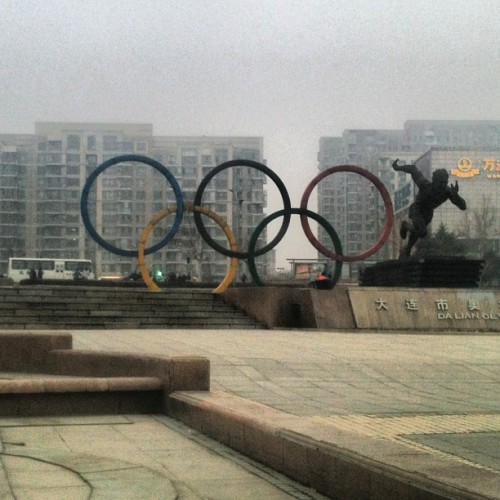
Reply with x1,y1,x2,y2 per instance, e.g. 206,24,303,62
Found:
215,149,228,164
46,153,63,164
103,227,117,236
67,135,81,150
48,141,62,151
119,191,133,201
103,191,116,201
182,166,197,177
214,179,227,190
65,189,79,200
66,165,79,176
182,149,198,166
66,153,80,164
65,202,79,211
66,215,79,223
45,165,63,176
86,154,98,167
120,141,134,153
103,135,117,151
234,148,259,161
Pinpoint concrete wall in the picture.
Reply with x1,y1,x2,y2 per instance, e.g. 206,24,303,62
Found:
349,287,500,331
0,332,73,372
224,286,500,331
224,286,356,329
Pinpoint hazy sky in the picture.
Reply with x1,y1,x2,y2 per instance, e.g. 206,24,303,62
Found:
1,0,499,267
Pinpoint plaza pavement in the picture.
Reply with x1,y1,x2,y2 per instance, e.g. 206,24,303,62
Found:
1,328,499,498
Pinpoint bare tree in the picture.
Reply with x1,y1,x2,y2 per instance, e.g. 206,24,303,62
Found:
456,211,472,239
172,211,211,281
473,195,497,257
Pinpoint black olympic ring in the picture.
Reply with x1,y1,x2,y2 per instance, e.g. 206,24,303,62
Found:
193,159,292,259
247,208,343,287
80,154,184,257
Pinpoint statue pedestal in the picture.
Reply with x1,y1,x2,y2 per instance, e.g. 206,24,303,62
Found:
360,258,484,288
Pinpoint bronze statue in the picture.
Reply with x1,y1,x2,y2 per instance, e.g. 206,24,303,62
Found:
392,160,467,259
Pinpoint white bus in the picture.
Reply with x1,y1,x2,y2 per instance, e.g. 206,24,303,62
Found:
7,257,95,282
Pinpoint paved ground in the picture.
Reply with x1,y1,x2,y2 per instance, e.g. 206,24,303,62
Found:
1,329,499,498
0,413,325,499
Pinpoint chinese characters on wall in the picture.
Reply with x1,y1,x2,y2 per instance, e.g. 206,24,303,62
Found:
374,296,500,320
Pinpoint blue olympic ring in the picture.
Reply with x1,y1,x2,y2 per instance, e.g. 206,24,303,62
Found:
80,154,184,257
193,159,292,259
247,208,343,287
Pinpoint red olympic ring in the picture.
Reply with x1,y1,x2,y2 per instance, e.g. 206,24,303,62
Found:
300,165,394,262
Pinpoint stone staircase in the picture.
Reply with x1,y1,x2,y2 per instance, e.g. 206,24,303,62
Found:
0,285,265,330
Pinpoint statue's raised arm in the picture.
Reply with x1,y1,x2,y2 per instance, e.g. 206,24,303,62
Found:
448,181,467,210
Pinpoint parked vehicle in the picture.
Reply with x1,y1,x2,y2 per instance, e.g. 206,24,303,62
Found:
7,257,94,282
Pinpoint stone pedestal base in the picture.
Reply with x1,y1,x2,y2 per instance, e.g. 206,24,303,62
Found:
360,258,484,288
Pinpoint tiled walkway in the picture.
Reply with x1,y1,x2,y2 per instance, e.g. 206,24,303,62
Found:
1,329,499,498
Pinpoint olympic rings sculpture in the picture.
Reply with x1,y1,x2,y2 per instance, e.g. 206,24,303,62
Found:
81,155,394,292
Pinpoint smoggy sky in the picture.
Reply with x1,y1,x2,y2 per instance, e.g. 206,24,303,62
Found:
1,0,499,267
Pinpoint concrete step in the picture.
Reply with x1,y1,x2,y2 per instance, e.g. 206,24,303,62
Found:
0,285,265,330
0,376,164,416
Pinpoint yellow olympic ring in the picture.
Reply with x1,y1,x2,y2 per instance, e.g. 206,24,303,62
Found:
138,202,238,294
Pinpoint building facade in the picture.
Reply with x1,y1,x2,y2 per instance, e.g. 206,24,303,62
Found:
0,122,268,280
414,147,500,255
317,120,500,266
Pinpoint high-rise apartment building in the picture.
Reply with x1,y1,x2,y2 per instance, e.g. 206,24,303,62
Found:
0,122,267,280
0,134,36,265
318,120,500,267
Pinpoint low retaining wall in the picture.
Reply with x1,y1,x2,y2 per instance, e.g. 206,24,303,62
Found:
223,286,355,329
168,391,497,500
0,332,210,416
48,350,210,394
224,286,500,331
0,332,73,372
